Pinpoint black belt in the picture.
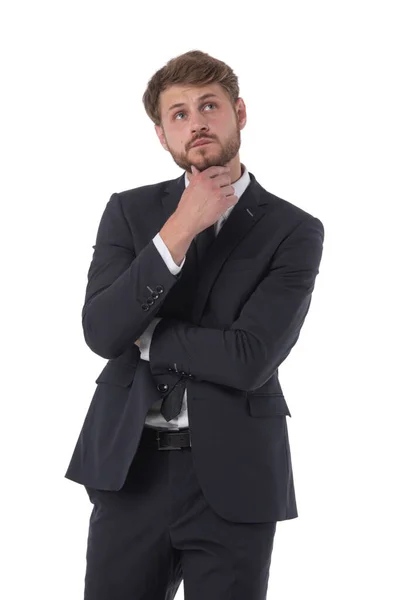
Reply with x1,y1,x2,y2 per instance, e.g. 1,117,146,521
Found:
142,427,192,450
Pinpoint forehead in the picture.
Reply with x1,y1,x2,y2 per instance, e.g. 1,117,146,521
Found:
159,83,229,115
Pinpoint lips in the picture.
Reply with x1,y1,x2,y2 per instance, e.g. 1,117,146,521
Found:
191,139,213,148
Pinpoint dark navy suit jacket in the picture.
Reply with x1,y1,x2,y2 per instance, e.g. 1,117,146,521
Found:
64,170,324,523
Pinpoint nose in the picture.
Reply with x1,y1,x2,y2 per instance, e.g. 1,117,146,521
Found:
190,116,209,136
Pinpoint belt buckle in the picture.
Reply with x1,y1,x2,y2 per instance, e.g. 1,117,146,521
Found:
156,430,182,451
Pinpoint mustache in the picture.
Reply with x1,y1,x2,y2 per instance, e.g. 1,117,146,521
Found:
189,136,214,148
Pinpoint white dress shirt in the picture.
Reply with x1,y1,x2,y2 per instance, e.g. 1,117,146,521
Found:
140,163,251,430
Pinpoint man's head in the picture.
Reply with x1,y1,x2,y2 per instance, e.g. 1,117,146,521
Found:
142,50,247,179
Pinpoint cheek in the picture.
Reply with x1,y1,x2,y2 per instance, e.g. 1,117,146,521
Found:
165,128,186,148
164,133,184,151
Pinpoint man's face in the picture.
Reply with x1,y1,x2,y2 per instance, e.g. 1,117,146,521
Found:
155,83,246,172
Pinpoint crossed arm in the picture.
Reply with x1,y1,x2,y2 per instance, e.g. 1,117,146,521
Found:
82,193,324,391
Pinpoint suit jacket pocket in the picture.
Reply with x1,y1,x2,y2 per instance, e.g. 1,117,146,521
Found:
95,358,137,387
247,393,291,417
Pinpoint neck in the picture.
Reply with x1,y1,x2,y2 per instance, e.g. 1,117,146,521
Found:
187,159,243,184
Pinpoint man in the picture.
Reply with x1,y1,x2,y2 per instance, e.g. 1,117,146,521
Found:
65,50,324,599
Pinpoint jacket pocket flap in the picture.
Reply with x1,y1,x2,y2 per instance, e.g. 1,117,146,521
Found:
95,359,137,387
247,393,291,417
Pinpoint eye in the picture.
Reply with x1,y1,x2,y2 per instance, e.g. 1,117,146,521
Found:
174,103,216,120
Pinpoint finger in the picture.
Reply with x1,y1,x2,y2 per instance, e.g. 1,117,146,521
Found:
207,165,231,178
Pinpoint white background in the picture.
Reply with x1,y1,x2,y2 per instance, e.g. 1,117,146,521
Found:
1,1,399,598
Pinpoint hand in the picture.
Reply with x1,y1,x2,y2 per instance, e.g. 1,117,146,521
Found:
174,165,239,237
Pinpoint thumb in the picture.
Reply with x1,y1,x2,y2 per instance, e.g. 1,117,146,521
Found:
191,165,199,175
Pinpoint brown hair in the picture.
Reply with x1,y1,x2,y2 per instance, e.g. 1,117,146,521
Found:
142,50,240,127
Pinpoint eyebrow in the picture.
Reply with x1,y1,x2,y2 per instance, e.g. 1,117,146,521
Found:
167,93,219,113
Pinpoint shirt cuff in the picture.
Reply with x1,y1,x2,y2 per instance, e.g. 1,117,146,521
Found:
153,232,186,275
139,317,163,361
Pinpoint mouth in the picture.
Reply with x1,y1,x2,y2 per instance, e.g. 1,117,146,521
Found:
191,139,214,148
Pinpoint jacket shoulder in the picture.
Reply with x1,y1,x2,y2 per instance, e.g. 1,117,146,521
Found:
254,178,323,231
267,190,319,221
115,176,180,209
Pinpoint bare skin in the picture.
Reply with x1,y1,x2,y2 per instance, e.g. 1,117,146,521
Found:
160,163,238,265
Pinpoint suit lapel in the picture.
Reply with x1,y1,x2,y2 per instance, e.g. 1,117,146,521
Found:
161,170,268,324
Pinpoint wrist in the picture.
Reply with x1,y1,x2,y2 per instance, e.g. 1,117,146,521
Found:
159,213,194,266
169,211,195,242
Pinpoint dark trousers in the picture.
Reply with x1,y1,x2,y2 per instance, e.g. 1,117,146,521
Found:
84,426,277,600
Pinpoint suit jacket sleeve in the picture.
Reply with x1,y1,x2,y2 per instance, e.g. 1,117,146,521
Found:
137,233,188,360
149,216,324,392
81,193,184,359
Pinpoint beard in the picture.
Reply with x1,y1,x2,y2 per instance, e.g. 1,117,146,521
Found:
163,120,241,173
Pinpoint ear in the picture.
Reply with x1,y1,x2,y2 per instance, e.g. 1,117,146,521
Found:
155,124,168,151
235,98,247,130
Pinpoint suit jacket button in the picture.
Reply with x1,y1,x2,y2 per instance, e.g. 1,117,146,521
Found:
157,383,169,393
155,285,164,294
141,303,149,311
